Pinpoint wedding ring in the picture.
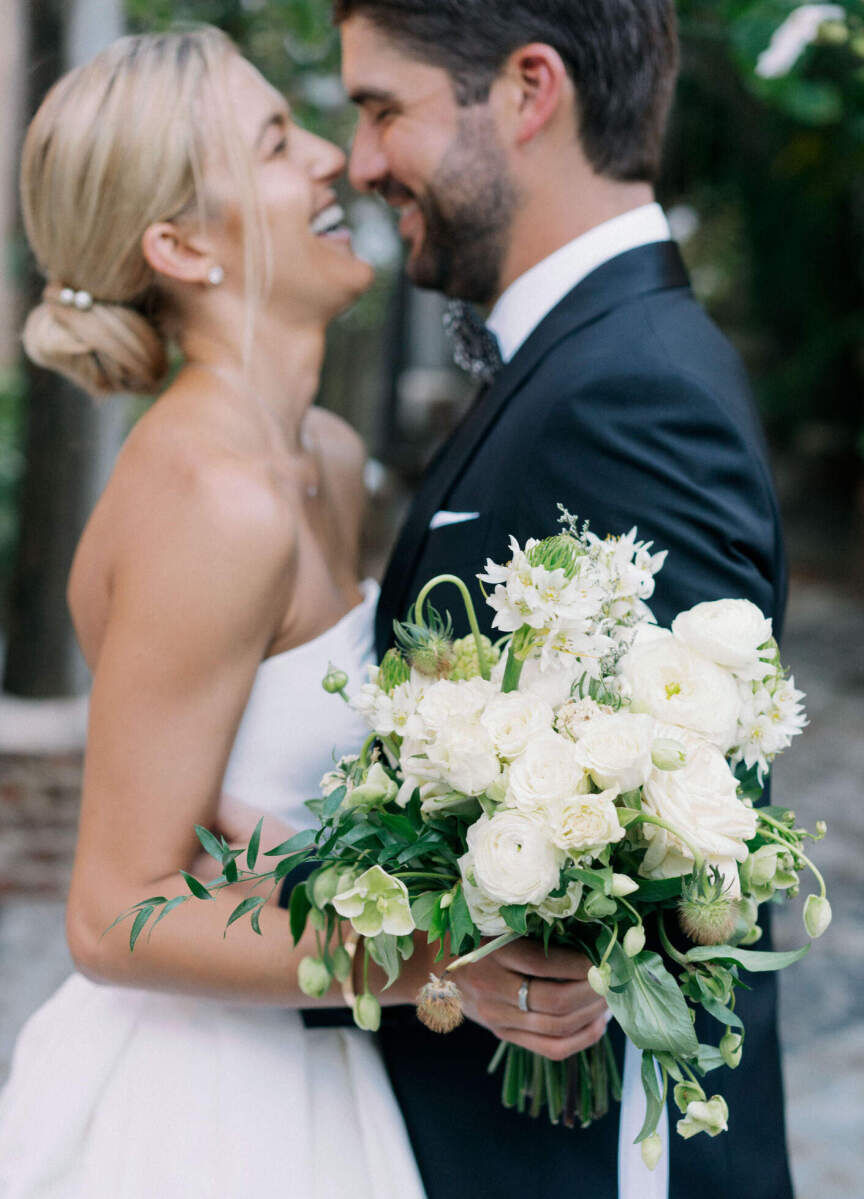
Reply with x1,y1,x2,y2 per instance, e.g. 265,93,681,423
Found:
517,976,531,1013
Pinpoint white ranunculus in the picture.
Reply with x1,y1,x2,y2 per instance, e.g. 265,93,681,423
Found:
458,854,510,934
467,810,563,906
622,636,741,751
640,739,757,897
426,723,501,796
512,654,579,709
416,677,498,738
550,789,625,857
576,712,656,792
672,599,774,681
480,691,554,760
507,732,589,817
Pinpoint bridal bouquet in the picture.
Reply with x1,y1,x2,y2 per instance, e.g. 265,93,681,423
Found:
118,508,828,1168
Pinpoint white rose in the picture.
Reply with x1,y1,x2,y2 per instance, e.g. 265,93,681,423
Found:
467,810,563,906
640,739,757,897
576,712,656,792
426,723,501,796
555,697,615,742
622,636,741,751
458,854,510,935
507,732,589,817
480,691,554,760
512,655,578,709
550,788,625,857
672,599,774,681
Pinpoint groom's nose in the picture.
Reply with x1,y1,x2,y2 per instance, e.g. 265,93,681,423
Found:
348,117,388,194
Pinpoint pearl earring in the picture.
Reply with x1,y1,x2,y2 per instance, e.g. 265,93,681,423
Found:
207,265,224,287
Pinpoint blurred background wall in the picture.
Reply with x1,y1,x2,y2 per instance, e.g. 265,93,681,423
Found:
0,2,861,1195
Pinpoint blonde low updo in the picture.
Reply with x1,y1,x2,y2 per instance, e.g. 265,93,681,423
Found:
20,26,263,398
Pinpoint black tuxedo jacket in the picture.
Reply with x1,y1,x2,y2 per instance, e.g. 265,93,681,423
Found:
373,242,793,1199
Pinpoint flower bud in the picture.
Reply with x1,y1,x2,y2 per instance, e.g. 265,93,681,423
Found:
815,820,827,839
677,1095,729,1140
640,1134,664,1171
651,737,688,771
439,890,454,910
587,963,611,997
308,907,326,933
720,1031,743,1069
330,945,353,983
611,873,639,898
353,992,382,1032
749,845,780,888
298,955,332,998
322,664,349,694
584,891,618,918
740,924,762,946
673,1080,705,1114
804,894,832,938
623,925,646,958
312,866,342,909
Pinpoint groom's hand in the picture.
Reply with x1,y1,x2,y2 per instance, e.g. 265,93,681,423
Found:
455,939,608,1061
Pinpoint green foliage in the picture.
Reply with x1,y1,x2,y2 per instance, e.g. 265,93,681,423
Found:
0,369,24,598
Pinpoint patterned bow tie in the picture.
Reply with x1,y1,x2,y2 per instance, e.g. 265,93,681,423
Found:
443,299,504,385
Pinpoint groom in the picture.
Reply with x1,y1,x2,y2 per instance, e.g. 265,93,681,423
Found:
336,2,793,1197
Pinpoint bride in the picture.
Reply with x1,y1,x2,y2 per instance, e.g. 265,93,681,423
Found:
0,26,431,1197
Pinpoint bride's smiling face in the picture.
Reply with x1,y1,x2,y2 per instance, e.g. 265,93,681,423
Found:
201,55,374,318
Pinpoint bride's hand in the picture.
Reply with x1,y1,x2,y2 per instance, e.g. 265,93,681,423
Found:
447,939,608,1060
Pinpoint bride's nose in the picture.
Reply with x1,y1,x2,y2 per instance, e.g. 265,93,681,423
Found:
302,129,347,184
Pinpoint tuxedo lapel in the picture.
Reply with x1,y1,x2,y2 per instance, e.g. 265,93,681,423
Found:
375,241,690,653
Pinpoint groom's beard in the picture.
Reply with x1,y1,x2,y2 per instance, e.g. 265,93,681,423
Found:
386,111,519,305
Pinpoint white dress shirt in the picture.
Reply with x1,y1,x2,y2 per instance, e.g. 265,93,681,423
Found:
486,202,672,363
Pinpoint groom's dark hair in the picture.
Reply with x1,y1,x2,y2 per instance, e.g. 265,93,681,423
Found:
333,0,678,182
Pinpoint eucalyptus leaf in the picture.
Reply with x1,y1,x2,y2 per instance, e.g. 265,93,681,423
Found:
246,818,263,871
685,944,809,972
194,824,223,862
180,871,213,901
129,906,152,952
225,896,267,932
264,828,317,857
605,946,699,1059
289,883,312,945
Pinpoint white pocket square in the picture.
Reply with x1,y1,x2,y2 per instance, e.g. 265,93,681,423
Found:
429,510,481,530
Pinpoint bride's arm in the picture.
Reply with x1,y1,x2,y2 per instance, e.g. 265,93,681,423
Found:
66,460,431,1007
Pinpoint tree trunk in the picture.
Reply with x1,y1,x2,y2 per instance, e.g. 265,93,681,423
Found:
2,0,128,698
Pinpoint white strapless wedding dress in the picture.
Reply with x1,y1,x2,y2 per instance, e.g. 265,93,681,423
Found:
0,580,427,1199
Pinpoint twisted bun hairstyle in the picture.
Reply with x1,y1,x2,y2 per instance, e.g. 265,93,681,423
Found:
20,27,243,398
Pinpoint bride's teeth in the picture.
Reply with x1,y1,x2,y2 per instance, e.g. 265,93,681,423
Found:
310,203,345,235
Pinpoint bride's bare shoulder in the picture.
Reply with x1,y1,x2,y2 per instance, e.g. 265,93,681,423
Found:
306,406,366,480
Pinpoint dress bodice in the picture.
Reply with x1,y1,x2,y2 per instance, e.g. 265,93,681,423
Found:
221,579,378,829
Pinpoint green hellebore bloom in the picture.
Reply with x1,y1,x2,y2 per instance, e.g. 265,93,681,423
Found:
312,866,343,909
587,963,611,997
676,1096,729,1140
333,865,415,938
804,894,832,939
640,1134,664,1172
583,891,617,918
720,1031,743,1069
623,925,646,958
297,956,332,998
354,992,382,1032
345,762,398,811
749,845,781,888
673,1080,706,1114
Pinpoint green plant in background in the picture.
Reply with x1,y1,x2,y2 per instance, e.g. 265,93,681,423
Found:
673,1,864,463
0,370,25,605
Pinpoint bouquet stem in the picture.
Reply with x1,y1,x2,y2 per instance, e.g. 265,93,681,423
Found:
412,574,491,680
491,1033,619,1128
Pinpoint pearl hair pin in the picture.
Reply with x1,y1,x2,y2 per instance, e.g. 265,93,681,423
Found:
57,287,94,311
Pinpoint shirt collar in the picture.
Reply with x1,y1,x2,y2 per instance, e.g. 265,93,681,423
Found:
486,202,672,364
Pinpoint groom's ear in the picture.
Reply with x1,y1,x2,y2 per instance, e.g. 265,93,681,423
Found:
493,43,573,148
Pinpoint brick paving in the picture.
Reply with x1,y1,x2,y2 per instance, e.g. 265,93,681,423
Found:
0,577,862,1196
